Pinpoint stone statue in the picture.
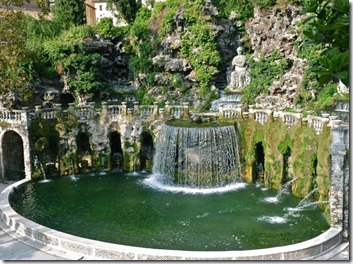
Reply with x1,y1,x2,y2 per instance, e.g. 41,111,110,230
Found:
0,91,17,109
228,47,251,91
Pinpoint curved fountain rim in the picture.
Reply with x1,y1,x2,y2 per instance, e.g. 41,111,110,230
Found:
0,179,343,260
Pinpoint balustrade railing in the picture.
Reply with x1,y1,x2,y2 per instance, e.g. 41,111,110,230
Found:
273,111,302,126
75,106,94,121
0,109,23,123
0,102,346,136
107,105,125,120
169,106,184,119
139,105,156,118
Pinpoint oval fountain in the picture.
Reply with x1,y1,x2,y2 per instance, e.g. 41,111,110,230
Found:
1,122,343,260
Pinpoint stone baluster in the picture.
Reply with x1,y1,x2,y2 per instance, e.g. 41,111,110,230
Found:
35,105,41,119
219,104,224,120
133,101,139,115
121,102,127,116
165,101,171,117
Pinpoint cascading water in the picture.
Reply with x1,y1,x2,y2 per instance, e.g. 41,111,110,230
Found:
151,123,241,188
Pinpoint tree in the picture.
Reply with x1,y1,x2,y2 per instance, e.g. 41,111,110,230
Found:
106,0,142,24
53,0,86,30
0,0,48,105
301,0,349,86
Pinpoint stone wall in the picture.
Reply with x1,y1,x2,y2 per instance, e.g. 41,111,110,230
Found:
329,125,349,238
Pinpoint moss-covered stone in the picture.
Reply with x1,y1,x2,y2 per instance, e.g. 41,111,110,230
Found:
238,115,331,216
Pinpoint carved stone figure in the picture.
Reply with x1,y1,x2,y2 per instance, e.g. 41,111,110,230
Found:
0,91,17,109
228,47,251,91
42,88,59,108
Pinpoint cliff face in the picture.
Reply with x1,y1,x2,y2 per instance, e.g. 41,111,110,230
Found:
135,2,308,110
34,2,309,111
245,4,307,110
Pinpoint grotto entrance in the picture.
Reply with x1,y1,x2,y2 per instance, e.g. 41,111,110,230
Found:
282,147,292,184
253,142,265,183
139,132,154,171
76,132,92,172
1,131,25,181
110,131,123,170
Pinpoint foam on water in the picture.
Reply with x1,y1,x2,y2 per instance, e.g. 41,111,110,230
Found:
264,197,279,203
258,215,288,224
142,173,247,194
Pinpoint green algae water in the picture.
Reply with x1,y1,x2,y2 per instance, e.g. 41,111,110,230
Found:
9,172,329,251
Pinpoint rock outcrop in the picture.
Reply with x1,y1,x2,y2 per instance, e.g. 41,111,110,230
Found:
246,4,308,110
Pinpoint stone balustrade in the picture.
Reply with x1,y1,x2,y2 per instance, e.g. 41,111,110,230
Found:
106,105,125,121
75,106,94,121
306,114,329,134
273,111,302,126
0,108,25,124
169,106,184,119
248,107,272,125
139,105,157,118
0,102,348,136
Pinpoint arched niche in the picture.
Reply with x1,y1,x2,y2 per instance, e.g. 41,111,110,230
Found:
110,131,123,170
252,142,265,183
139,131,154,171
282,147,292,184
76,132,92,172
1,131,25,181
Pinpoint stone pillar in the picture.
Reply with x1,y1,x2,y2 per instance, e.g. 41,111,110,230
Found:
182,102,189,120
133,101,139,115
165,101,171,118
219,104,224,120
329,126,349,238
121,102,127,116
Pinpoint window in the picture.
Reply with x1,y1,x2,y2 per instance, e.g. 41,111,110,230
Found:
99,5,102,11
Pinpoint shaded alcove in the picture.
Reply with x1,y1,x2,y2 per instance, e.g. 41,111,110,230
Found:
110,131,123,170
282,147,292,184
76,132,92,172
60,93,75,108
2,131,25,180
311,155,318,191
46,131,59,177
139,132,154,171
252,142,265,183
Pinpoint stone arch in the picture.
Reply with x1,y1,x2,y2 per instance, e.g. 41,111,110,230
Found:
252,142,265,183
282,146,292,184
109,131,123,170
139,131,154,171
0,129,30,181
310,154,318,192
76,132,92,172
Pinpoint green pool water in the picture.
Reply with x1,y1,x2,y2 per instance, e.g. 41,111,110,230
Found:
9,172,330,251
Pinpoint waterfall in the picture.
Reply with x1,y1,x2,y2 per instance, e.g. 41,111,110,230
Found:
210,92,242,111
152,124,241,187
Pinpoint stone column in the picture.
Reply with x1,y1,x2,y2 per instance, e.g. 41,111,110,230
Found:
329,125,349,238
133,101,139,115
121,102,127,116
182,102,189,120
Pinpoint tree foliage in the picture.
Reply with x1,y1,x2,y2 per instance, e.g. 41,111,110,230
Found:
0,0,48,103
53,0,86,30
300,0,349,86
106,0,142,24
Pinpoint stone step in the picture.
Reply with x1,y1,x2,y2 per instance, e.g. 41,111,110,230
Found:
309,242,349,260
